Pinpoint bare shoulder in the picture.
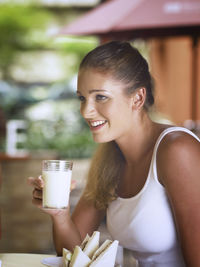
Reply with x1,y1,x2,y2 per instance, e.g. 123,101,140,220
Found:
157,130,200,184
157,130,200,159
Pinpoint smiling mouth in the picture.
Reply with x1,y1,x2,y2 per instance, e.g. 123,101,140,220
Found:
89,120,107,130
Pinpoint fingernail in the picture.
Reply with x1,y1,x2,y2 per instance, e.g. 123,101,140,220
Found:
38,176,44,187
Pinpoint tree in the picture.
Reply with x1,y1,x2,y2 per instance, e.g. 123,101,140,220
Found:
0,4,51,80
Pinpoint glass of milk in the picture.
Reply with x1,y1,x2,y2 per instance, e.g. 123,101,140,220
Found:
42,160,73,209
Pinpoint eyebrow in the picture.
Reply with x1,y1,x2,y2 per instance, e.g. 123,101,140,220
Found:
76,89,107,94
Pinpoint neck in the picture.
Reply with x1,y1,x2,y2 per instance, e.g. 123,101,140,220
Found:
115,112,160,165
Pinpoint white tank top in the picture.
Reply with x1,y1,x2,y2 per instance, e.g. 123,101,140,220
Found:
107,127,200,267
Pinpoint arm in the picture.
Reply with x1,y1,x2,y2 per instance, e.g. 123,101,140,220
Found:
28,176,105,255
52,195,105,255
157,132,200,266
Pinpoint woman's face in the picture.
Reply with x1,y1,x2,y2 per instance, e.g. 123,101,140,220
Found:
77,68,135,143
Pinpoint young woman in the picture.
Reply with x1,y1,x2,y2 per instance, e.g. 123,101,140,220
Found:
28,41,200,267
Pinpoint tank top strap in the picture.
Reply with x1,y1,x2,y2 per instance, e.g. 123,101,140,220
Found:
150,126,200,184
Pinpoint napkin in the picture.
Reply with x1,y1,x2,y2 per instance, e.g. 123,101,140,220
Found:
42,231,121,267
90,240,119,267
41,257,62,267
69,246,91,267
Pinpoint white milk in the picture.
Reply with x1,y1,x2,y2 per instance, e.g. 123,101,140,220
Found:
42,170,72,209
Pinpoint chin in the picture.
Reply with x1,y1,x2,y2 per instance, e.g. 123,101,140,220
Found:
92,134,114,143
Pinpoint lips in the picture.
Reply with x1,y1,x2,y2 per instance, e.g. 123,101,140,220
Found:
89,120,107,131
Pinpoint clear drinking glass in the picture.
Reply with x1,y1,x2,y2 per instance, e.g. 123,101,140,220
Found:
42,160,73,209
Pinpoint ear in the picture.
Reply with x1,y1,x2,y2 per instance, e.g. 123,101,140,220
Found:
132,88,146,110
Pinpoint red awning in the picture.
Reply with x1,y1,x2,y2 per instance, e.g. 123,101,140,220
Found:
59,0,200,39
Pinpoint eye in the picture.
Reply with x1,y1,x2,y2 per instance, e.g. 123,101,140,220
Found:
77,95,85,102
96,94,108,101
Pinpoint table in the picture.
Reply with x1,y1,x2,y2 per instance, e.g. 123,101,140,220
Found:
0,253,55,267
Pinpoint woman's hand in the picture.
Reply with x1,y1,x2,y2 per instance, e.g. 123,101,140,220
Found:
28,176,83,253
28,176,43,208
27,176,76,217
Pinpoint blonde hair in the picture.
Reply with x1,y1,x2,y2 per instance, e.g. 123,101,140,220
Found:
83,141,125,210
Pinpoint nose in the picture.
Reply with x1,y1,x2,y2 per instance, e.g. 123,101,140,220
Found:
80,100,96,119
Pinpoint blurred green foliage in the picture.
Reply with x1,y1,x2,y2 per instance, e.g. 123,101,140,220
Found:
25,98,97,158
26,119,97,158
54,36,98,74
0,4,51,79
0,3,99,158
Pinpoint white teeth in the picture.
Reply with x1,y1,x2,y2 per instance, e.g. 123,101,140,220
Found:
90,120,106,127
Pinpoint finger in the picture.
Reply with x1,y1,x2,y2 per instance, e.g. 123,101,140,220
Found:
33,188,42,200
32,197,43,209
28,176,44,189
70,180,76,191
